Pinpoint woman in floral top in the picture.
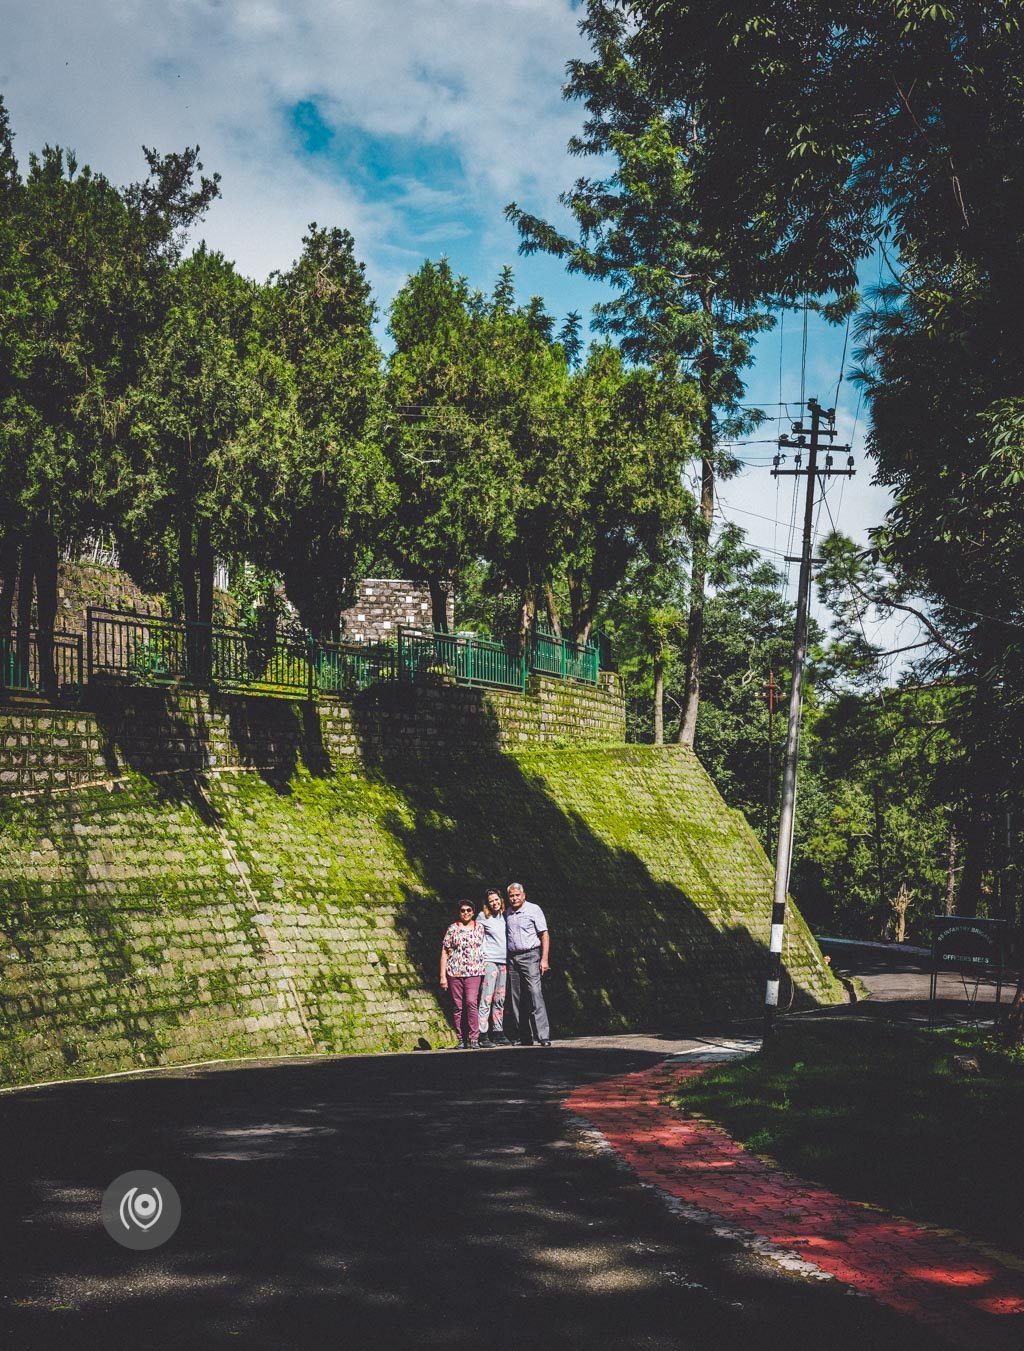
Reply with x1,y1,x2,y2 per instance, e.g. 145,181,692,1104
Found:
439,900,486,1048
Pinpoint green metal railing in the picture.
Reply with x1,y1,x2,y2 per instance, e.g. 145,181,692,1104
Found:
398,628,527,691
87,607,313,697
530,628,600,685
315,638,397,695
1,628,83,697
0,608,613,706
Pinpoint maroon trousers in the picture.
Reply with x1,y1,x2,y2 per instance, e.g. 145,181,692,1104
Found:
448,975,483,1044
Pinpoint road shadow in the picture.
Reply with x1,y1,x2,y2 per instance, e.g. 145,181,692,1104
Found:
0,1051,940,1351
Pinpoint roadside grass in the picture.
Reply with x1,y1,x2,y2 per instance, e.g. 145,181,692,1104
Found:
669,1021,1024,1256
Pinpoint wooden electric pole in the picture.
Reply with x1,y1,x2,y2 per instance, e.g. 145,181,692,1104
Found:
763,397,854,1038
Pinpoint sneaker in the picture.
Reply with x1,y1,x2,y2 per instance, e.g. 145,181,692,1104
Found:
468,1040,481,1049
478,1034,493,1048
490,1032,509,1045
539,1039,552,1047
455,1040,468,1050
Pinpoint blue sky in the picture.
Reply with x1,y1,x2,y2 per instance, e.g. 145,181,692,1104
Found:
1,0,909,655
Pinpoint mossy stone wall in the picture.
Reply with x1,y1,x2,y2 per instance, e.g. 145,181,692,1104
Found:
0,681,840,1085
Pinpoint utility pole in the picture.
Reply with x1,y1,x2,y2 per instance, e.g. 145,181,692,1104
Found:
757,669,780,860
763,397,854,1038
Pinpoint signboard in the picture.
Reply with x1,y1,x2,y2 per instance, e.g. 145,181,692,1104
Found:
929,915,1006,1027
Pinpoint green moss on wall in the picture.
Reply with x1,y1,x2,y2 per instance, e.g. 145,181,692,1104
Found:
0,686,841,1085
0,748,841,1086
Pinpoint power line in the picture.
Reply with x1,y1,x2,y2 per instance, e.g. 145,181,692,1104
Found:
717,496,836,538
799,297,809,410
833,310,852,411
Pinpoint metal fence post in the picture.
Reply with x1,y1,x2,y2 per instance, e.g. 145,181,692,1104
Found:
86,607,94,685
467,635,475,687
397,626,404,681
308,635,316,702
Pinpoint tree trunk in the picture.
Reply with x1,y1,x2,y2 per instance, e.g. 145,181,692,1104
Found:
15,533,35,686
196,520,214,682
543,582,562,638
889,883,914,944
178,520,197,626
566,570,584,643
428,576,449,633
197,523,214,628
653,648,665,746
518,589,536,651
678,309,716,748
677,444,714,746
958,809,989,918
34,520,59,700
0,534,17,631
945,823,958,915
178,518,198,679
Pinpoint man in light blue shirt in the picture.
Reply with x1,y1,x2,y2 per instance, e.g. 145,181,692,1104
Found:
505,881,551,1046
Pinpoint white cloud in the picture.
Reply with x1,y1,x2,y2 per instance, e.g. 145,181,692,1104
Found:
0,0,590,295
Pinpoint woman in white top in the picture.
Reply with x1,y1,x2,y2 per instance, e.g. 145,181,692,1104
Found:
475,888,509,1047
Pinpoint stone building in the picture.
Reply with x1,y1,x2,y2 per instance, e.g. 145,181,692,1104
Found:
339,579,453,644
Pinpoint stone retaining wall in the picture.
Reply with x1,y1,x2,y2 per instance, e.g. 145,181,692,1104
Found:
0,677,843,1087
0,672,625,794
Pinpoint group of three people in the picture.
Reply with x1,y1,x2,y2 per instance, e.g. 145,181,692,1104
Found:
439,881,551,1048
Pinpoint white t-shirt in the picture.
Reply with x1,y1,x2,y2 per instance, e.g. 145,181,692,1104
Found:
476,910,507,962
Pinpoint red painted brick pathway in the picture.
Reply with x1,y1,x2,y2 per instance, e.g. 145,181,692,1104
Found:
566,1059,1024,1348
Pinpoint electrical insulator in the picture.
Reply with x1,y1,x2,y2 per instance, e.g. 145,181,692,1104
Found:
794,453,802,469
772,454,780,469
825,454,833,470
847,455,855,469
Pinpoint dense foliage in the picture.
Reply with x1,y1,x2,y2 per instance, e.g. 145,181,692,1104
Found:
543,2,1024,933
0,99,694,663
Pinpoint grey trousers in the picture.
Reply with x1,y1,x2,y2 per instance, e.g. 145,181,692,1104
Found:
507,948,550,1042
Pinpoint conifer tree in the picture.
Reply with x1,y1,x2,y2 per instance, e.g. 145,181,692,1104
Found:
506,1,772,744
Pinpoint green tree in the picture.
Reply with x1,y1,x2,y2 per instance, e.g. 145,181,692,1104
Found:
0,100,218,691
601,549,689,745
793,689,959,942
599,1,1024,912
264,225,388,635
617,1,1023,297
118,247,290,656
534,342,694,646
382,261,565,634
507,0,774,744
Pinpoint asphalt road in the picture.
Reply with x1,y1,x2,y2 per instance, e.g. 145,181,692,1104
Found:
0,1039,940,1351
814,937,1013,1026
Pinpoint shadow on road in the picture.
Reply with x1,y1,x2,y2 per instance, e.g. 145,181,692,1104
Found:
0,1048,937,1351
